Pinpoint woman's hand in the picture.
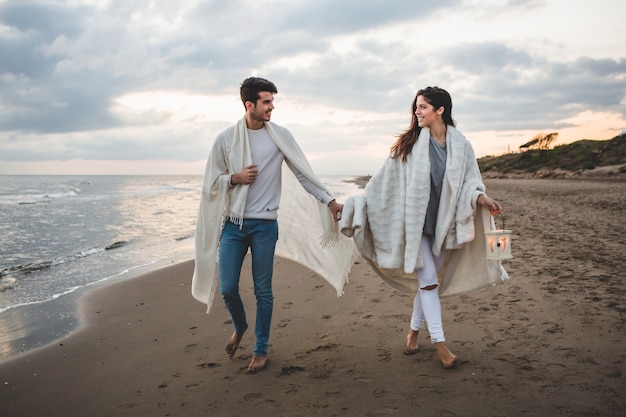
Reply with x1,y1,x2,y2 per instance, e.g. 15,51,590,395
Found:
477,194,502,215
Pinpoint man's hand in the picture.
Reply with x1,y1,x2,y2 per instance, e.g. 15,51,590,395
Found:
328,199,344,222
231,164,258,185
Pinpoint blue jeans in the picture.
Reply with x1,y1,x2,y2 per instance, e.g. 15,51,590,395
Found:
219,219,278,356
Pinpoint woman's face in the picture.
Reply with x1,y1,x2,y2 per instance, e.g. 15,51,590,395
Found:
415,95,443,128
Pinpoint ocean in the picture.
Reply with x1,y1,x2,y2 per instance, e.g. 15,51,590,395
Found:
0,174,362,360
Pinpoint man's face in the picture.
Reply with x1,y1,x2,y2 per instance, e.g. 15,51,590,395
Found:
247,91,275,122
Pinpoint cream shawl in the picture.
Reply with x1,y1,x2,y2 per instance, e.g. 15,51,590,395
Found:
192,118,357,312
339,126,508,296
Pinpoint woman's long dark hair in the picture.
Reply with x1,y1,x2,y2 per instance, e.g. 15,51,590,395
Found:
390,86,455,162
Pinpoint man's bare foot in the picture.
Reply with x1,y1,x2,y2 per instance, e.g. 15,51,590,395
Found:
225,331,244,357
404,329,420,355
434,342,458,368
245,355,269,374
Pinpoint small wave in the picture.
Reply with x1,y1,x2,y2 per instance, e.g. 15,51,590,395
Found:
0,274,17,291
1,240,129,277
2,190,77,205
7,196,51,205
53,248,103,266
45,190,79,199
106,241,128,250
174,234,194,241
18,200,49,205
0,284,85,314
1,260,54,276
0,256,164,314
155,185,194,192
114,184,196,200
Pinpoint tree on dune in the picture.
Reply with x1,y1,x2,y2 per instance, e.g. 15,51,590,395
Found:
519,132,559,151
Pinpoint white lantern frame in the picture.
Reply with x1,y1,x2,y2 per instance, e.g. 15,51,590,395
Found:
485,229,512,260
485,212,512,260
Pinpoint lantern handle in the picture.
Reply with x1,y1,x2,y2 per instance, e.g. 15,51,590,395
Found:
491,211,505,230
489,192,510,231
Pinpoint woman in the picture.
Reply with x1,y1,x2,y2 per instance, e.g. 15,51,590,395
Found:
395,86,501,368
340,86,506,369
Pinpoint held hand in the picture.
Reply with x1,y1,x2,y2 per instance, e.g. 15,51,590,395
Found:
328,200,344,222
232,164,258,185
477,194,502,215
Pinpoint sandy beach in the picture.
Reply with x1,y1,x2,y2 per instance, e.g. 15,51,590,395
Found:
1,178,624,417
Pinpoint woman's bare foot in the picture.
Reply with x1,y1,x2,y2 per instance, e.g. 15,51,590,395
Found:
245,355,269,374
225,331,244,357
434,342,457,368
404,329,420,355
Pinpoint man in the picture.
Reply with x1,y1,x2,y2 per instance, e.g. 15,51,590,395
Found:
192,77,346,374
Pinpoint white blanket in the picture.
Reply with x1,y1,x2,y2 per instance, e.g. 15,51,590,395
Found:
339,126,508,296
192,118,357,312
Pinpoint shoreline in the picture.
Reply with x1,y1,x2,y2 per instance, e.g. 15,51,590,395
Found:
0,248,195,363
0,176,365,362
342,175,371,189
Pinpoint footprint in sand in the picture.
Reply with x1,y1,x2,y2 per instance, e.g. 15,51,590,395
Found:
243,392,263,401
196,362,220,369
115,402,139,411
307,343,338,353
453,312,470,322
377,347,392,362
373,387,388,397
310,366,333,379
284,384,299,394
543,322,562,334
381,313,411,321
487,339,504,347
433,410,458,417
280,365,305,376
184,343,197,354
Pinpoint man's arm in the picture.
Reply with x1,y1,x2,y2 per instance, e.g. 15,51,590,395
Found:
285,159,343,222
327,199,343,221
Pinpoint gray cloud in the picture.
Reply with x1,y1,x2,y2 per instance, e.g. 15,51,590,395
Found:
0,1,85,75
429,43,626,132
0,0,625,168
278,0,459,33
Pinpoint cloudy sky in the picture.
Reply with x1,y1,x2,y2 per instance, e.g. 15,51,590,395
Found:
1,0,625,176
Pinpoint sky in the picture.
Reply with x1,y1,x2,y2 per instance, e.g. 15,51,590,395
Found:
1,0,625,176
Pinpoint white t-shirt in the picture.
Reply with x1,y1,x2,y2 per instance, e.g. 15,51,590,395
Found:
243,127,333,219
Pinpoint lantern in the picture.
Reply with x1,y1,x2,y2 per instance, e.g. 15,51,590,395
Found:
485,213,512,260
485,229,512,259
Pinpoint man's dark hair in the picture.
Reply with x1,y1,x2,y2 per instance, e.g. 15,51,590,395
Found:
240,77,278,106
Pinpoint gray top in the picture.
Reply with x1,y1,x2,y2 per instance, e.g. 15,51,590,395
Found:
423,135,447,236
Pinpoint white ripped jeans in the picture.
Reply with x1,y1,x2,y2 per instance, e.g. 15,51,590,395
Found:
410,234,447,343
